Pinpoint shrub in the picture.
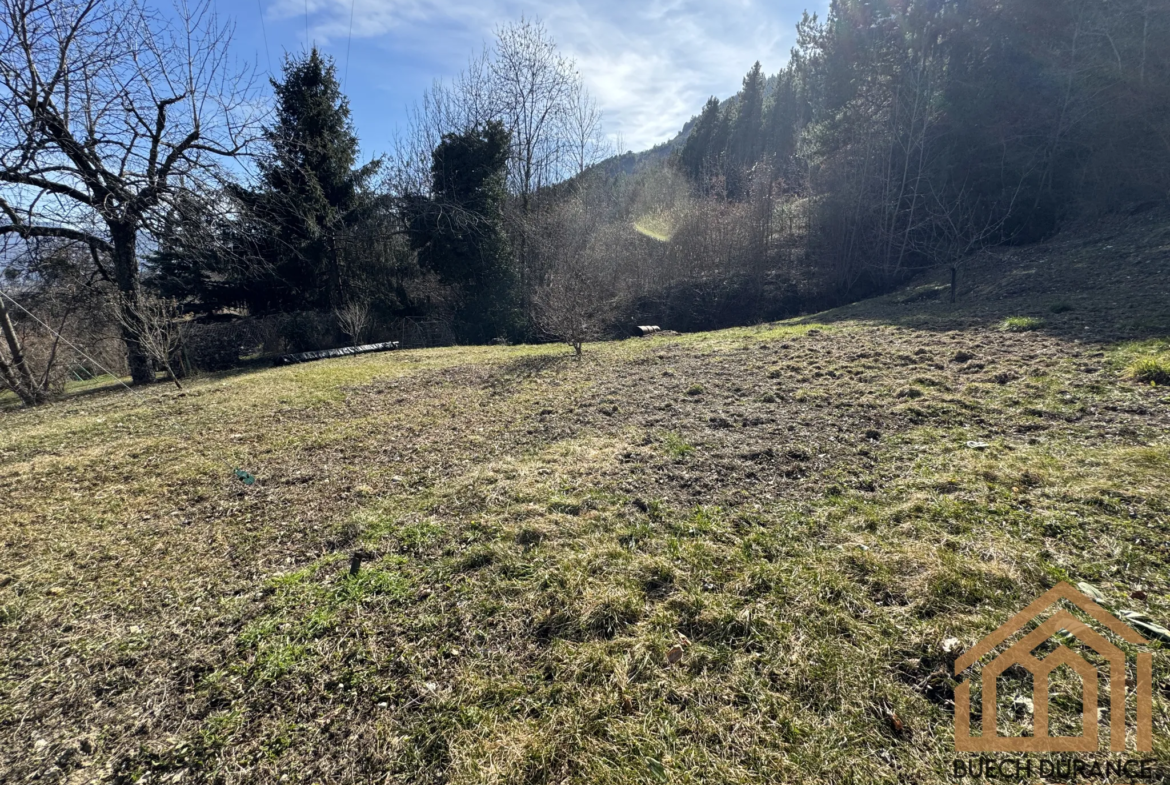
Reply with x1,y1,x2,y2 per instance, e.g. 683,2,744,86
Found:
1000,316,1044,332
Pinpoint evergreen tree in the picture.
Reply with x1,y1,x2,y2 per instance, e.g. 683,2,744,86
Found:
762,71,797,168
679,97,722,183
409,121,519,343
237,48,380,313
148,194,243,312
710,104,734,192
730,62,766,168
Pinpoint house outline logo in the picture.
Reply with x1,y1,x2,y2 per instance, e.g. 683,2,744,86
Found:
954,582,1153,753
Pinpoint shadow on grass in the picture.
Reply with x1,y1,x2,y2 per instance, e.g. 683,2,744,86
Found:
800,208,1170,345
489,352,577,387
0,356,279,413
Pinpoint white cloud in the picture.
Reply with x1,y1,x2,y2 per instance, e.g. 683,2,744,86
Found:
536,0,792,149
263,0,802,151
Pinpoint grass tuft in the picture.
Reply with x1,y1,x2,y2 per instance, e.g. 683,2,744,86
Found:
1127,356,1170,386
661,432,695,459
1000,316,1045,332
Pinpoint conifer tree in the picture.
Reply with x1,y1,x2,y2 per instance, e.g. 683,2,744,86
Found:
679,97,722,183
762,72,797,165
409,121,519,343
730,62,766,168
237,48,380,312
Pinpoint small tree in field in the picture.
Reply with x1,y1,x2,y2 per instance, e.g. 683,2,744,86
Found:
909,181,1018,303
533,265,607,356
335,299,371,344
531,191,613,355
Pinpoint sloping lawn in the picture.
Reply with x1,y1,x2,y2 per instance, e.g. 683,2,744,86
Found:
3,314,1169,783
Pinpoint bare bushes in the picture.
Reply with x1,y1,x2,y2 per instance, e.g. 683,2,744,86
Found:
114,293,188,388
335,301,372,345
0,241,120,404
531,190,617,354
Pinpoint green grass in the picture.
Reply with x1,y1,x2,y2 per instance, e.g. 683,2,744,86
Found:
1110,338,1170,386
660,432,695,459
3,313,1170,783
1129,356,1170,385
0,372,131,411
1000,315,1045,332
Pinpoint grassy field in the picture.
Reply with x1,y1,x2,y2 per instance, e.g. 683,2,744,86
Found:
3,211,1170,784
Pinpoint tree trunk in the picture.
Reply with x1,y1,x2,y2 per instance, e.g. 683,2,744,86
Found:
0,295,45,405
325,231,343,309
109,221,153,385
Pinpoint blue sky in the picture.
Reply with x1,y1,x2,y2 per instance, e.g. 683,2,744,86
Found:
215,0,822,161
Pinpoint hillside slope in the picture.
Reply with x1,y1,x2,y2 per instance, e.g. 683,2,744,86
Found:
2,213,1169,783
827,204,1170,341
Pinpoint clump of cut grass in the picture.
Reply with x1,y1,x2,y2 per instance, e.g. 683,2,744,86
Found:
577,584,644,638
793,387,827,404
1000,316,1045,332
548,498,583,516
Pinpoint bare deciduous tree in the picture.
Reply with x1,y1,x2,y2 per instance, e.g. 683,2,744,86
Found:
490,18,577,207
566,79,606,177
908,181,1018,303
0,0,261,384
395,16,609,193
531,191,613,355
532,267,604,356
335,299,370,345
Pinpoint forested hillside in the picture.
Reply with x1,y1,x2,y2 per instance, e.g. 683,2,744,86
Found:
612,0,1170,312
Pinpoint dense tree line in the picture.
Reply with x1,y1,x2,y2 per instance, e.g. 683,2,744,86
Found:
678,0,1170,292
